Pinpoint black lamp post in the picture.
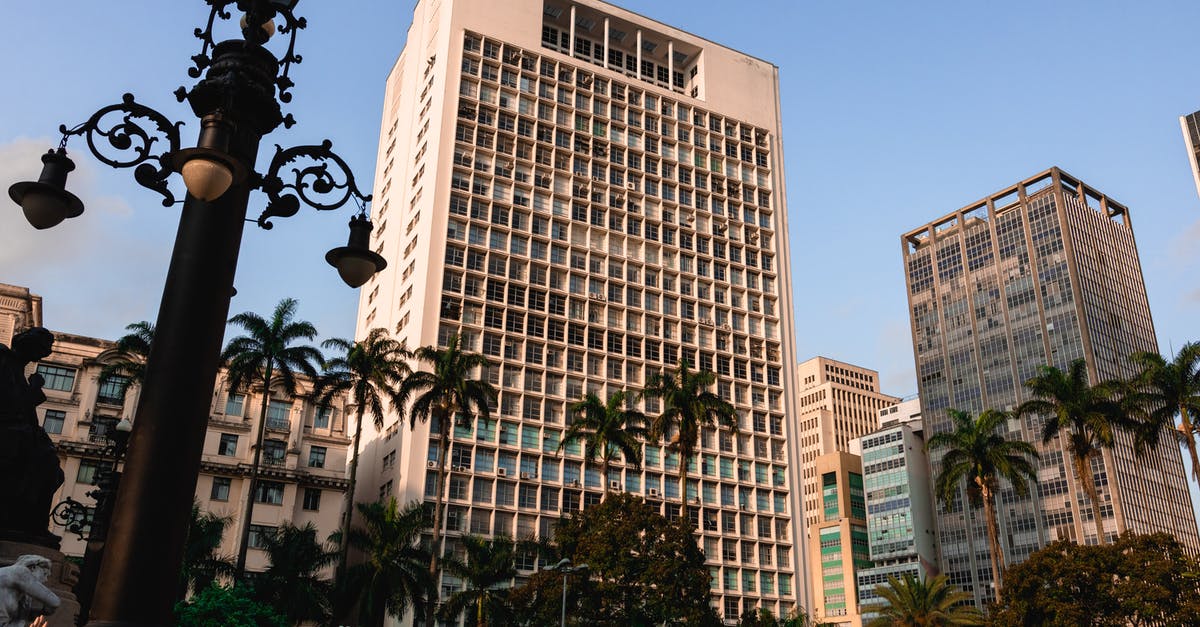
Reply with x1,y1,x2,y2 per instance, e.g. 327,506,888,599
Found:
8,2,382,625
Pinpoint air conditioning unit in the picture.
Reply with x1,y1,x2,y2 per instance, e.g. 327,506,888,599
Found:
740,504,748,511
520,472,534,480
496,467,508,477
570,480,580,487
626,182,637,191
647,488,660,498
609,480,622,490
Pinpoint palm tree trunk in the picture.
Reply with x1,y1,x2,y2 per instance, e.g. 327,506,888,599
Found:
602,458,610,500
476,594,485,627
678,446,690,523
336,404,366,588
978,480,1005,604
427,412,451,625
1181,406,1200,485
235,366,273,579
1075,453,1107,545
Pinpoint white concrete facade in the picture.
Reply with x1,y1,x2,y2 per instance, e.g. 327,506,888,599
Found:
354,0,801,622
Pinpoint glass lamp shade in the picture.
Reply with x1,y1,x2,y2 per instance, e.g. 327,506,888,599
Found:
20,190,74,230
180,157,234,202
239,14,277,40
115,417,133,433
333,255,380,288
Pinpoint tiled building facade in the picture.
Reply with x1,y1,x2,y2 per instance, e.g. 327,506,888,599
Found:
353,0,801,621
901,168,1200,605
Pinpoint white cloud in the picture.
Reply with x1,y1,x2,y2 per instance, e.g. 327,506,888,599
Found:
0,137,170,339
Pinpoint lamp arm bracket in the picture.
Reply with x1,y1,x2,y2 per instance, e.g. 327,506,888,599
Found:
254,139,372,230
59,93,184,207
50,497,92,541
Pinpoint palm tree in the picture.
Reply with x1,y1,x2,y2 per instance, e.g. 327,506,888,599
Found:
396,334,496,612
98,320,155,385
865,573,983,627
222,298,323,577
178,503,234,603
438,535,517,627
561,390,648,498
332,498,433,627
1129,343,1200,487
1018,359,1129,545
311,327,411,582
255,522,337,625
926,409,1038,603
643,360,736,522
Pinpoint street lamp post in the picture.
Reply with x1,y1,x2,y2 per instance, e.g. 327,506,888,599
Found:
548,558,588,627
8,3,384,626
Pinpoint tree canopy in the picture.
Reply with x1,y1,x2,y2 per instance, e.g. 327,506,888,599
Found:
992,532,1200,626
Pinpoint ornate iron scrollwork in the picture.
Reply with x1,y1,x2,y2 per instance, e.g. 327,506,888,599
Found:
50,497,93,542
255,139,372,229
188,0,306,103
59,93,183,207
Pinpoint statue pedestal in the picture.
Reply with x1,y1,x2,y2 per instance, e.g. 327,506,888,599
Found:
0,541,80,627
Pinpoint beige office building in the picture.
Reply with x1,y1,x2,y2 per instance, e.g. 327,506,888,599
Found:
791,357,898,626
354,0,800,621
2,282,352,576
902,168,1200,605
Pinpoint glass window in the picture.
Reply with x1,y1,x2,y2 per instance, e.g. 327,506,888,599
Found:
42,409,65,434
35,364,75,392
302,488,321,511
210,477,231,501
266,400,291,430
76,459,111,485
97,375,129,404
255,481,285,505
263,440,286,465
218,433,238,456
308,446,327,468
313,405,331,429
225,393,245,416
248,524,276,549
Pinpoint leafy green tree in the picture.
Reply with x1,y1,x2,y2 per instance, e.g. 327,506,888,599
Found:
1128,343,1200,486
643,360,736,521
864,573,982,627
311,327,411,580
221,297,323,576
1017,359,1129,544
539,492,721,625
254,522,336,625
178,503,234,603
396,334,496,604
175,583,286,627
926,409,1038,602
438,535,518,627
992,532,1200,626
98,320,154,385
737,607,829,627
562,390,648,497
332,498,433,627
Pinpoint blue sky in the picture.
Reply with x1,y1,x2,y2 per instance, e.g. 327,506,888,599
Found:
2,4,1197,396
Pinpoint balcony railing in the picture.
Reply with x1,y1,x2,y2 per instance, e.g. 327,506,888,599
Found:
265,418,290,431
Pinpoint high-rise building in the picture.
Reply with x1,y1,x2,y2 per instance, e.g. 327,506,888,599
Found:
355,0,800,621
792,357,898,626
852,397,939,622
1179,111,1200,201
1,282,353,575
901,167,1200,605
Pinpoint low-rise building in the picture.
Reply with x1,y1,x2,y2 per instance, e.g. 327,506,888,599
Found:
2,282,352,575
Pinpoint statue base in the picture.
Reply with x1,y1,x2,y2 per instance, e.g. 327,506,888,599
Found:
0,541,80,627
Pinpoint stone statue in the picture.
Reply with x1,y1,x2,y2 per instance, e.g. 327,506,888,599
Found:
0,328,65,546
0,555,60,626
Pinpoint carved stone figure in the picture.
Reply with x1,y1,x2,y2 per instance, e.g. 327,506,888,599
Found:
0,555,60,627
0,328,64,546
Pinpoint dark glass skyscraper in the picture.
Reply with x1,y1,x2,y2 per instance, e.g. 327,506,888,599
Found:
901,167,1199,605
